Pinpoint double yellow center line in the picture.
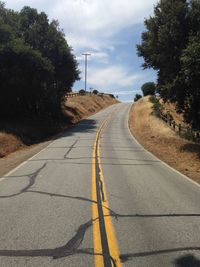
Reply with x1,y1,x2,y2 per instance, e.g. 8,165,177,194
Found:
92,112,122,267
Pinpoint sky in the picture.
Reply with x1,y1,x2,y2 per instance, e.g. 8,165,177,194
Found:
4,0,157,102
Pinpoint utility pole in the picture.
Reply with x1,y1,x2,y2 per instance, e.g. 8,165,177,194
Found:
82,53,91,92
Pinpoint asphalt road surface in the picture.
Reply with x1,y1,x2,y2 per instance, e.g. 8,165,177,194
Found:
0,102,200,267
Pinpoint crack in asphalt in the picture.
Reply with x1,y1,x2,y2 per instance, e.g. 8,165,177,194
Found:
64,139,79,159
0,216,116,266
0,219,94,258
0,207,199,263
0,163,47,198
99,176,105,202
0,180,200,264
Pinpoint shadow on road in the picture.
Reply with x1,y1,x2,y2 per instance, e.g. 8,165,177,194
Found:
0,188,200,263
175,254,200,267
120,249,200,263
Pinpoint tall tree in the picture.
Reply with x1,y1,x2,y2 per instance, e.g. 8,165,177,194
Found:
179,0,200,129
0,2,80,119
141,82,156,96
137,0,189,101
137,0,200,129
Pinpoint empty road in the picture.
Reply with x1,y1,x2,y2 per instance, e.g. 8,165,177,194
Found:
0,102,200,267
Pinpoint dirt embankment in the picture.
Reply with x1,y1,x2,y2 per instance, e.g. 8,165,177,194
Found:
63,94,118,123
129,96,200,183
0,94,118,176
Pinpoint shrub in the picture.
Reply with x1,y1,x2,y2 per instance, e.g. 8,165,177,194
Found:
141,82,156,96
93,89,99,95
134,94,142,102
79,89,85,94
149,96,163,117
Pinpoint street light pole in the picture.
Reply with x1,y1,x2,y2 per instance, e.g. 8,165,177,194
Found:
82,53,91,92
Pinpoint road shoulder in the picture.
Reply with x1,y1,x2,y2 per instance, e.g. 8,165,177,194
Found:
129,97,200,184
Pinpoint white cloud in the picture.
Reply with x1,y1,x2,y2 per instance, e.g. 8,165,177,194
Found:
76,50,109,64
5,0,157,101
5,0,155,50
88,65,143,89
54,0,155,50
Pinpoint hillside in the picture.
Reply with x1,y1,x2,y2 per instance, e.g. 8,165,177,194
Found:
0,94,118,176
63,94,118,123
129,96,200,183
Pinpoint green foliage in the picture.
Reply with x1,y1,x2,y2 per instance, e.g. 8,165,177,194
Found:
93,89,99,95
137,0,200,129
149,96,164,117
79,89,85,94
137,0,188,99
180,34,200,129
0,2,80,119
141,82,156,96
134,94,142,102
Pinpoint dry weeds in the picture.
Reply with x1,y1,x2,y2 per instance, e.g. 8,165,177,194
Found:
64,94,118,123
0,133,24,158
129,96,200,183
0,94,117,176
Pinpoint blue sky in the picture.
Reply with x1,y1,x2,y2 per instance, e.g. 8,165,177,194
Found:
5,0,157,102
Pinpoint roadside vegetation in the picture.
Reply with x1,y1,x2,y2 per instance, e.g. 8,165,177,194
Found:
0,2,80,120
0,2,118,160
130,0,200,182
129,97,200,183
0,94,117,160
134,94,142,102
137,0,200,130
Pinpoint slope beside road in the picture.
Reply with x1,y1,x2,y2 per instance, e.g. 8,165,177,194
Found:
129,96,200,183
0,94,117,177
0,103,200,267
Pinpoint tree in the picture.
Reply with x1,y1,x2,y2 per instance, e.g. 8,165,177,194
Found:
79,89,85,94
180,35,200,129
134,94,142,102
141,82,156,96
137,0,189,101
18,7,80,117
0,3,80,119
93,89,99,95
0,38,54,117
137,0,200,129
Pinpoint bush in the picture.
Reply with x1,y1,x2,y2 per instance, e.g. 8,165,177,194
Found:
0,4,80,119
134,94,142,102
149,96,163,117
141,82,156,96
93,89,99,95
79,89,85,94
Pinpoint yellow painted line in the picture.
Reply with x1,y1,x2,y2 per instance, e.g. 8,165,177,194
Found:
92,138,104,266
98,144,122,267
92,112,122,267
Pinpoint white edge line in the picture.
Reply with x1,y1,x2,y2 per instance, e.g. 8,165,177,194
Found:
0,103,119,183
127,102,200,189
0,139,57,182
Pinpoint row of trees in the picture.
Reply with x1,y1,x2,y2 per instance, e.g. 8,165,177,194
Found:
137,0,200,129
0,2,80,119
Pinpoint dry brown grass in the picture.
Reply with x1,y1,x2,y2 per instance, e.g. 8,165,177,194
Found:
129,96,200,183
0,94,118,159
160,99,190,127
0,132,24,158
63,94,118,123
